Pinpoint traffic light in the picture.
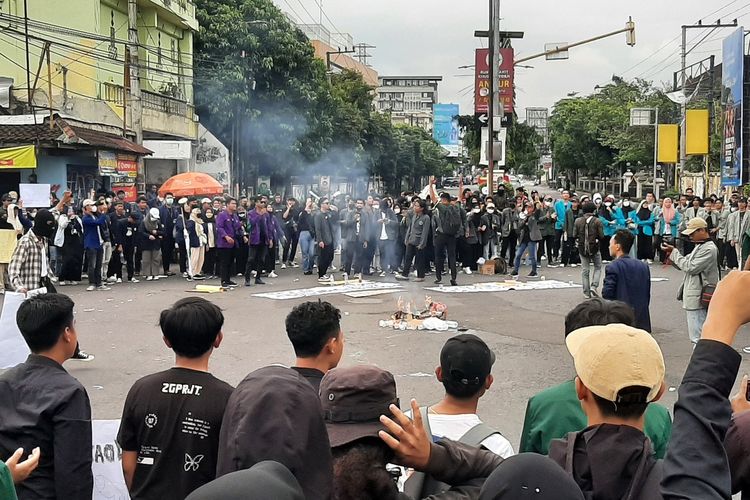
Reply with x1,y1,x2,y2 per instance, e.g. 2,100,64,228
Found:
626,18,636,47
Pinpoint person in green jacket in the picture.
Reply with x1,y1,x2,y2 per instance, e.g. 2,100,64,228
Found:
519,299,673,458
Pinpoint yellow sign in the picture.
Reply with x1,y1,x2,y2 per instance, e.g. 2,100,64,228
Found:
0,145,36,169
686,109,709,155
657,124,679,163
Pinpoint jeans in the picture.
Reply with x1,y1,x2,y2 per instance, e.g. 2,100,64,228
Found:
580,251,602,295
513,241,538,274
85,248,103,286
101,241,112,280
49,246,61,276
299,231,315,272
686,308,707,345
434,233,457,281
378,239,394,272
483,238,498,260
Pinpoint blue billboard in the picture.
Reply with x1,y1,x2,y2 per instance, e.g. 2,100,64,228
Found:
433,103,460,156
722,27,744,186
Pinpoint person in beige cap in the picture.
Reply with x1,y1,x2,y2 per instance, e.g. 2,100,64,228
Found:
661,217,719,345
547,323,666,498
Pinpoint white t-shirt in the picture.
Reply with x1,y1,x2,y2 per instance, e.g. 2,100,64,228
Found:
422,412,515,458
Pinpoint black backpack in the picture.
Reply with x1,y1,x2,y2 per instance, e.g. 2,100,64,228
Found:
403,407,503,498
439,205,462,236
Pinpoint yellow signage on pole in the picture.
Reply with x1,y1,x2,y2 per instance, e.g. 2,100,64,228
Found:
657,124,679,163
0,145,36,169
686,109,709,155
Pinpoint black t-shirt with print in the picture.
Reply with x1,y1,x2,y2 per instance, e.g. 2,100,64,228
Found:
117,368,234,500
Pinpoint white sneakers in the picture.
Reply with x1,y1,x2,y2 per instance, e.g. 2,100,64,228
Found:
269,271,279,278
463,267,473,275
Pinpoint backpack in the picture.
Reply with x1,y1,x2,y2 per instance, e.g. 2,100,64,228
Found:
579,216,599,257
439,205,462,236
402,407,503,498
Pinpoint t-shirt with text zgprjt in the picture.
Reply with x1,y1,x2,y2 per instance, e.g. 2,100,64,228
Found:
117,367,234,500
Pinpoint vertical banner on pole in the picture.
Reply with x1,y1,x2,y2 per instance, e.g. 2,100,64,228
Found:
657,125,679,164
686,109,710,155
721,27,744,186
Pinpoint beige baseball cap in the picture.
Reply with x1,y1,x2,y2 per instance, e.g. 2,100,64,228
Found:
566,324,665,403
682,217,707,235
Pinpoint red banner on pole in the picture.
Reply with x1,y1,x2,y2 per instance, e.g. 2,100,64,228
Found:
474,48,515,116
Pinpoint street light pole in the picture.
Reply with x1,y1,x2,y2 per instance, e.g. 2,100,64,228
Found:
679,26,687,187
653,107,660,199
488,0,500,194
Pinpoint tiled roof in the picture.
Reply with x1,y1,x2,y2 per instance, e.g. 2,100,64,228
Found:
0,115,151,155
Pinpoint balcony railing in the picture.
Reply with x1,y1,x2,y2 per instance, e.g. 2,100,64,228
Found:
141,90,188,117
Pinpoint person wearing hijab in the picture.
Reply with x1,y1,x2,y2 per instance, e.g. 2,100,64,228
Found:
460,197,482,274
6,203,24,237
655,197,681,263
633,199,656,263
201,207,218,278
186,461,303,500
186,208,206,281
139,207,164,281
597,195,621,261
478,453,584,500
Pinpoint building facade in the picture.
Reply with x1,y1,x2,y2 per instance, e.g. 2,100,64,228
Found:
0,0,199,192
377,76,442,132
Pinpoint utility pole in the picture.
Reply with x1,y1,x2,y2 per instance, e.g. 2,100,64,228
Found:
487,0,500,193
127,0,144,180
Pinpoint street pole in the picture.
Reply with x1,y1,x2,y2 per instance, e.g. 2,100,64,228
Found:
22,0,33,119
653,107,659,199
127,0,144,182
487,0,500,194
679,25,687,191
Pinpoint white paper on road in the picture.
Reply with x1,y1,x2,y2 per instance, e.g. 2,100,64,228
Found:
92,419,129,500
425,279,580,294
0,292,30,368
19,183,51,208
253,281,403,300
344,289,403,298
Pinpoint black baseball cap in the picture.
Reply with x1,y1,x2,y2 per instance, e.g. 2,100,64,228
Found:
440,192,452,200
440,334,495,387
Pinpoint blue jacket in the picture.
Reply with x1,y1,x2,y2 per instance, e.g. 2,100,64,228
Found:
633,210,656,236
554,200,570,230
656,211,682,239
82,214,107,250
598,207,623,237
602,255,652,332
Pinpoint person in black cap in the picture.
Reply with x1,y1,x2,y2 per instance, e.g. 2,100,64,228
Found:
217,366,333,500
416,335,513,457
285,300,344,392
186,461,303,500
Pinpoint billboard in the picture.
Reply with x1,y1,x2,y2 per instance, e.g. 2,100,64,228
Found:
474,48,515,116
433,103,460,157
721,27,744,186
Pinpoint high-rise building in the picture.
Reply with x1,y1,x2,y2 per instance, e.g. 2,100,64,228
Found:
377,76,442,132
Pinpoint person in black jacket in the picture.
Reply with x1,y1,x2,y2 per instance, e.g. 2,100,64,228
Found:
106,202,129,283
314,198,335,281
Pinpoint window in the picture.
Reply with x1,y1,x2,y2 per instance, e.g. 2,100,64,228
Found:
398,80,405,86
422,92,430,98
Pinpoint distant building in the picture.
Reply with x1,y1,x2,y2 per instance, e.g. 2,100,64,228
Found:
377,76,443,132
525,107,549,146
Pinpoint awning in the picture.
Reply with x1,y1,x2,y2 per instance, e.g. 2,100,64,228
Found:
0,145,36,169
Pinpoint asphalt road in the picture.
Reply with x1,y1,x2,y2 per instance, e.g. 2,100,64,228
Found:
18,254,748,453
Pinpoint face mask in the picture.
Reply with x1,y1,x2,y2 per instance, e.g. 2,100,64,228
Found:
372,204,380,210
623,201,630,207
732,207,739,212
605,202,612,207
91,205,98,213
472,208,480,214
394,207,401,214
487,208,495,213
166,198,174,206
544,201,552,207
106,197,112,203
206,212,214,219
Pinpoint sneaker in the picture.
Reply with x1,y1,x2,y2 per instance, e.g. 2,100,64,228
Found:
193,274,206,280
86,285,96,291
528,272,538,277
413,277,425,282
511,271,519,278
51,277,58,283
72,351,95,362
228,280,238,287
269,271,278,278
395,274,409,281
281,263,287,269
291,262,299,268
116,278,122,283
547,263,558,268
130,278,140,283
450,280,458,286
318,275,331,282
304,271,313,275
463,267,473,275
182,272,189,278
742,346,750,354
584,291,592,299
167,271,177,277
244,279,253,287
379,271,387,277
255,278,266,285
434,278,443,284
146,276,154,281
157,274,168,279
647,259,654,265
571,263,579,268
107,276,117,283
59,281,67,286
590,288,600,298
541,255,547,261
330,265,337,272
97,285,111,291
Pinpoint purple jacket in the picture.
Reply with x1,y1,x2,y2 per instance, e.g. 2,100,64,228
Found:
216,210,244,249
247,209,270,246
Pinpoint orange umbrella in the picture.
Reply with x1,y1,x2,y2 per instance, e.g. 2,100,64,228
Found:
158,172,224,198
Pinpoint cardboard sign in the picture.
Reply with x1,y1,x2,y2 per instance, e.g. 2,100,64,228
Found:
19,183,51,208
0,291,30,369
92,419,129,500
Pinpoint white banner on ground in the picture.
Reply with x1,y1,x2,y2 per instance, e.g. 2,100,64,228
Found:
425,279,580,294
0,292,30,368
253,282,403,300
92,419,129,500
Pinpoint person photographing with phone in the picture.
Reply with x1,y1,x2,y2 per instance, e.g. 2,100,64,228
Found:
661,217,719,346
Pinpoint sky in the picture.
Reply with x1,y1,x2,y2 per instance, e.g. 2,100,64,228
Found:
271,0,749,119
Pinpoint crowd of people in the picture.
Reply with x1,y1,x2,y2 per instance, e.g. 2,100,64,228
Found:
2,269,750,499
